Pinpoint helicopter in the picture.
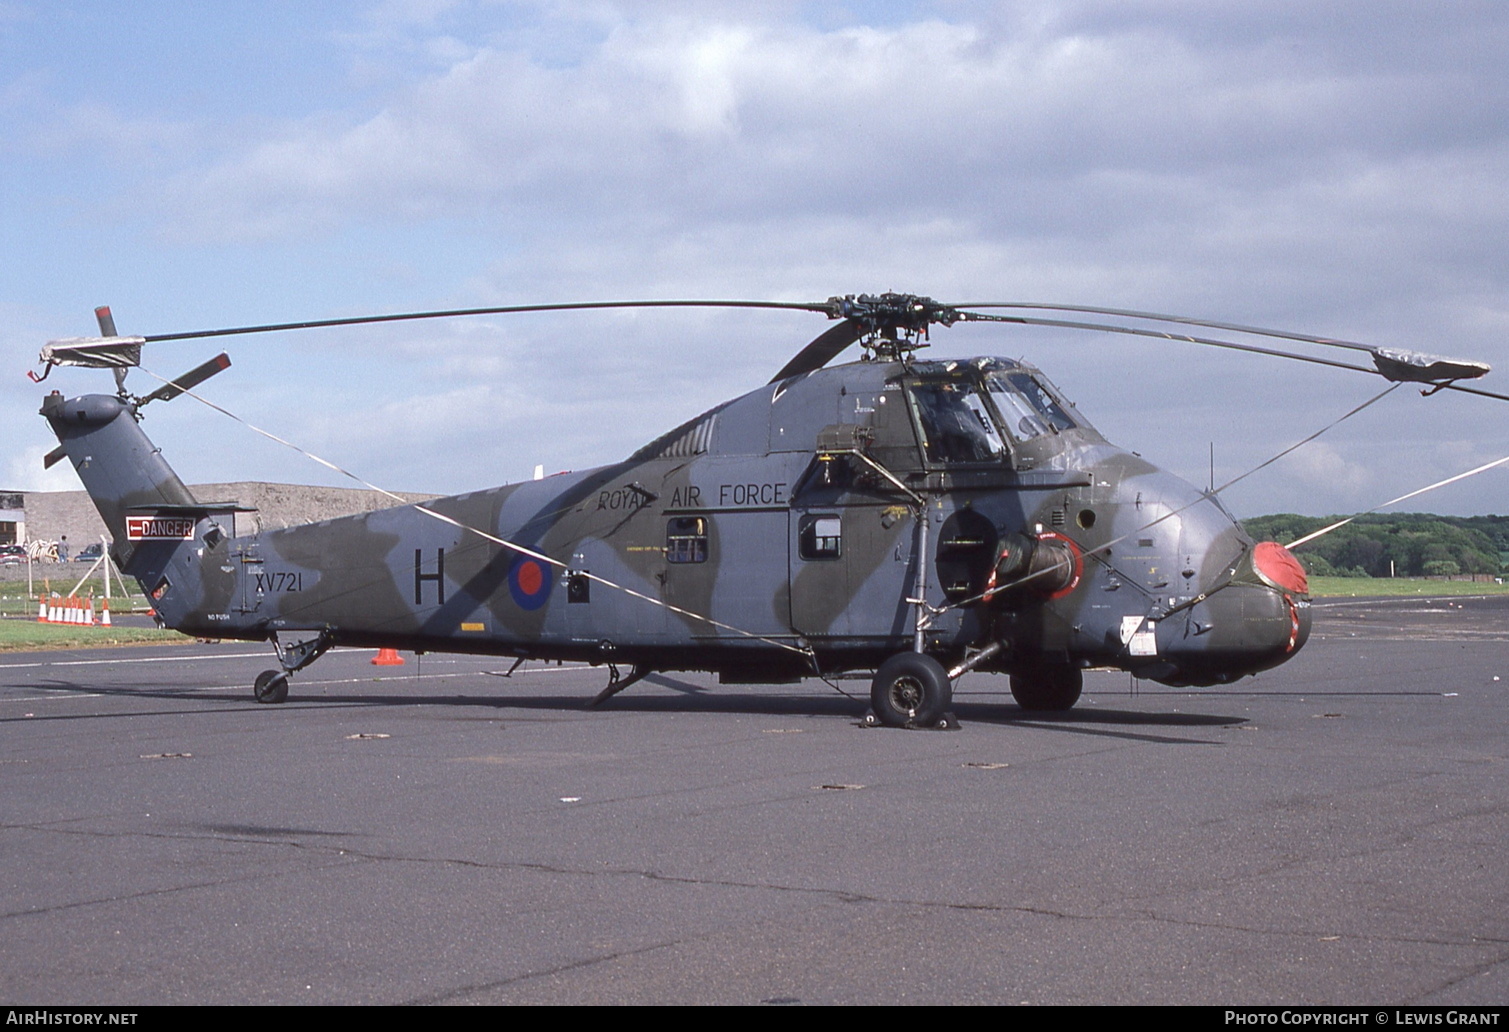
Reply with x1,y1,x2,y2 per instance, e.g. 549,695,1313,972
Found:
31,293,1499,728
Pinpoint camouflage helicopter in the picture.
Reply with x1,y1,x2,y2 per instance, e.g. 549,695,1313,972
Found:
32,293,1498,727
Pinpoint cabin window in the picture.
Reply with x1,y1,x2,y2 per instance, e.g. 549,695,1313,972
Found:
666,517,708,564
907,381,1007,464
986,371,1077,439
799,514,843,560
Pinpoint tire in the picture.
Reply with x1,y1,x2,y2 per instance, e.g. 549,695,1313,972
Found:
871,652,952,728
253,670,289,705
1009,664,1082,711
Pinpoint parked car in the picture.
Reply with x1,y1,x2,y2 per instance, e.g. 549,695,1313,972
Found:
74,543,103,563
0,544,26,567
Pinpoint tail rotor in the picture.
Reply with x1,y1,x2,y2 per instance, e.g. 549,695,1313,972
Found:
37,306,232,470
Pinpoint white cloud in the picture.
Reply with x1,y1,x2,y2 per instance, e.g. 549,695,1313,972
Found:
143,5,1509,334
5,443,81,494
1276,440,1372,506
22,102,199,165
6,2,1509,515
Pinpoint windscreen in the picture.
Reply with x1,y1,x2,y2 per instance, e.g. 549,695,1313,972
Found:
985,371,1077,440
908,381,1007,464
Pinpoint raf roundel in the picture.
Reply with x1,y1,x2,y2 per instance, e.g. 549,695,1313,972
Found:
508,556,552,611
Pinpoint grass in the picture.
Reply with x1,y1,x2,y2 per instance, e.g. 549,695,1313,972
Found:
1307,576,1509,598
0,576,151,618
3,572,1502,650
0,618,190,652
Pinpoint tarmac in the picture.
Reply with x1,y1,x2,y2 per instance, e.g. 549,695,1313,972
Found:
0,595,1505,1005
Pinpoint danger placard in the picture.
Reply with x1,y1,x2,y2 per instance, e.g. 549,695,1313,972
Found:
125,515,196,541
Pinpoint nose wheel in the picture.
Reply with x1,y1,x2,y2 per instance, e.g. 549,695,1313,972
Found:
868,652,954,728
1009,664,1082,711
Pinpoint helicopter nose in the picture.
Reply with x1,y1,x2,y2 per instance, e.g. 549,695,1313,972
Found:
1152,541,1311,686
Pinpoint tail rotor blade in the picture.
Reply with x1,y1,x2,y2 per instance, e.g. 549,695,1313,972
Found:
140,353,232,406
42,445,66,470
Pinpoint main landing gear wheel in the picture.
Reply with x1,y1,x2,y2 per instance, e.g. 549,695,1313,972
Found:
1010,665,1082,712
870,652,952,728
253,670,289,705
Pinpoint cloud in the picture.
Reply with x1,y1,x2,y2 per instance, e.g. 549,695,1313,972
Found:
1276,440,1372,505
142,6,1509,338
5,443,80,494
16,101,194,163
6,3,1508,515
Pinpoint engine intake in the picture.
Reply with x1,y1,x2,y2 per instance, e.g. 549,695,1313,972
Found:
989,532,1080,601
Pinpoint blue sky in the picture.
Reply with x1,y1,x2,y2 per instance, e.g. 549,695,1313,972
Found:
4,1,1508,519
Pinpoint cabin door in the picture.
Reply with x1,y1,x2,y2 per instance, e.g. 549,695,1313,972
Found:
788,501,915,643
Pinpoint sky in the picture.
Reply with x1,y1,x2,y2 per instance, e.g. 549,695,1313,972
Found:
3,0,1508,520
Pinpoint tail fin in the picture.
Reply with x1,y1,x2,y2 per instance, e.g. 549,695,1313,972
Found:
39,391,199,579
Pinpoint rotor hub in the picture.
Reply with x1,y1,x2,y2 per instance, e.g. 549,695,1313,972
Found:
826,293,959,361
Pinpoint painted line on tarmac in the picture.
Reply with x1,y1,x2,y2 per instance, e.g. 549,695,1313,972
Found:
0,650,270,670
0,647,413,670
0,651,591,672
1,661,585,704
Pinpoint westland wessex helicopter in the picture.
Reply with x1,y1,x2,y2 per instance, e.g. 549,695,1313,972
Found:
31,293,1500,727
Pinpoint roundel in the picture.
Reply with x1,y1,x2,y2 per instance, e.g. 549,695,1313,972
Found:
508,556,552,611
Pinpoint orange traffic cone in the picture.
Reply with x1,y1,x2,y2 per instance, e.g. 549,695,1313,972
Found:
37,596,46,622
372,648,405,666
101,599,112,627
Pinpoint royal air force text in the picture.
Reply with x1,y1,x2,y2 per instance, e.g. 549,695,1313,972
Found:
600,483,787,511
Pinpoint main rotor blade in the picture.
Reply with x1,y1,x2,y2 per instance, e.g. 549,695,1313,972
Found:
768,318,863,383
139,353,232,405
955,310,1509,403
47,293,1502,405
959,301,1490,380
141,299,834,344
958,310,1378,373
956,301,1383,354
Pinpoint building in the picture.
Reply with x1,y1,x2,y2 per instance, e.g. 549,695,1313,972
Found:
0,492,22,545
6,482,437,549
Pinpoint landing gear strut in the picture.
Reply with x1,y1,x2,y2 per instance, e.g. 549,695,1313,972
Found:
252,628,334,705
867,652,954,729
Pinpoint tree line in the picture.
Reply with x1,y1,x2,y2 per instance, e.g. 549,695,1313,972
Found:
1240,513,1509,578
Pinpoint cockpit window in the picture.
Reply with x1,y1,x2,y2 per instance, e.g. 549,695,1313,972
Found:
907,381,1007,464
985,372,1077,440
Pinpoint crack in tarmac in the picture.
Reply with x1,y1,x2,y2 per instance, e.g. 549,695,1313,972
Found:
398,939,683,1004
1404,947,1509,1004
5,820,1500,962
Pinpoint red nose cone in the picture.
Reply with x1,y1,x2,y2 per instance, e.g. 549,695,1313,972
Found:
1253,541,1309,595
